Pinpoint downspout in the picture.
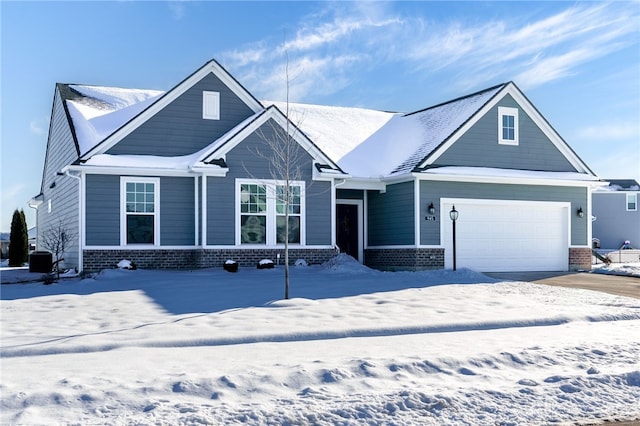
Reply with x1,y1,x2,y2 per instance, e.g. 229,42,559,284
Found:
27,197,42,251
65,169,83,273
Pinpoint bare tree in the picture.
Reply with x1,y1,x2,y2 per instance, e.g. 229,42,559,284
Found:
40,219,76,279
253,52,307,300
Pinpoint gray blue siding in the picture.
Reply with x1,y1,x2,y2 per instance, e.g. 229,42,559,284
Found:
107,73,256,156
305,182,332,245
419,180,588,246
367,181,415,246
85,175,196,246
85,174,120,245
37,88,81,268
592,192,640,249
206,119,332,246
160,177,196,245
434,95,577,172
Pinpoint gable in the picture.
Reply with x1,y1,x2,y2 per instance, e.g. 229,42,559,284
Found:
419,83,595,176
105,72,256,157
41,87,81,193
224,118,317,182
199,106,344,178
80,59,263,160
432,94,577,172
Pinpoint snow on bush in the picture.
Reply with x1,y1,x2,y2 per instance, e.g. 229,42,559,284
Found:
116,259,136,270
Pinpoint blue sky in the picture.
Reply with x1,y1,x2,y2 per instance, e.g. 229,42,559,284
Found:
1,1,639,232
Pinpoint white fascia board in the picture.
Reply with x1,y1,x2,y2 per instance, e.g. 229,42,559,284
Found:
336,178,385,191
189,164,229,177
334,173,414,191
63,164,206,177
80,60,263,160
420,83,596,176
415,171,601,188
28,193,44,208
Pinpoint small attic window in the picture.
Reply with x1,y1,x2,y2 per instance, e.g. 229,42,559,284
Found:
498,106,518,145
203,91,220,120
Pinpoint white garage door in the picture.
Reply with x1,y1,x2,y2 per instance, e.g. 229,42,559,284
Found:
442,199,569,272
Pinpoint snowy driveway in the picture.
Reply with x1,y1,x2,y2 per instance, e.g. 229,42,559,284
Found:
486,270,640,299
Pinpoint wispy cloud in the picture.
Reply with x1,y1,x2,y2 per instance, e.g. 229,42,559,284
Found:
220,2,401,102
220,2,639,102
30,116,49,136
167,0,186,20
576,122,640,141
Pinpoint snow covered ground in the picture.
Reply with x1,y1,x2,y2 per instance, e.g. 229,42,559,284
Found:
1,256,639,425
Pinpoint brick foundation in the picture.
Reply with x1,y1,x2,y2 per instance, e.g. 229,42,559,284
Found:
569,247,592,271
83,247,339,272
195,248,338,269
365,248,444,271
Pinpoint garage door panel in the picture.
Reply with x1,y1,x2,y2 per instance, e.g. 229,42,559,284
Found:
442,200,568,272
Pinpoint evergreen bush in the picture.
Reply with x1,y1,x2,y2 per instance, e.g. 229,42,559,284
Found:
8,209,28,267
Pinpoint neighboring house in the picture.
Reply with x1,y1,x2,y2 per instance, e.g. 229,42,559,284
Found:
30,59,602,273
592,179,640,250
0,233,8,259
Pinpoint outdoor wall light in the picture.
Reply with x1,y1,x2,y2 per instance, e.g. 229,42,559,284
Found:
428,202,436,215
577,207,584,218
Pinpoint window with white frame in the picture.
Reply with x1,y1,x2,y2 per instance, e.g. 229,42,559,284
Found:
202,91,220,120
238,180,304,245
627,193,637,211
498,106,519,145
121,177,159,245
239,183,267,244
276,184,301,244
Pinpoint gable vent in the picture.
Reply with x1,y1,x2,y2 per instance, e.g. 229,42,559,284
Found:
203,91,220,120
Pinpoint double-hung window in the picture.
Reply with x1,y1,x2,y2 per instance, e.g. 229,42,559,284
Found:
121,177,159,245
276,184,301,244
238,180,305,245
627,193,637,211
498,107,519,145
239,183,268,244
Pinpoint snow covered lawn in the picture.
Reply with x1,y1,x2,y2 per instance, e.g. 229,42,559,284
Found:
1,257,639,425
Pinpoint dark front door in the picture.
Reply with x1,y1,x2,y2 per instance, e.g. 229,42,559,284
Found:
336,203,359,261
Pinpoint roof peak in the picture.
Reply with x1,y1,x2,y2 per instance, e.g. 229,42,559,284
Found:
404,82,510,117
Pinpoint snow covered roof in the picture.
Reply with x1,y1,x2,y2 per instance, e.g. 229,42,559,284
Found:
271,84,505,178
61,84,164,155
264,101,398,164
595,179,640,192
60,77,591,182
